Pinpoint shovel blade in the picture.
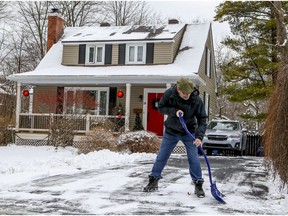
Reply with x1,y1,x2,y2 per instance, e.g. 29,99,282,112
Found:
211,182,226,204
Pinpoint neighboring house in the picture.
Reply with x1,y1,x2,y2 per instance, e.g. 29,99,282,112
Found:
8,10,217,145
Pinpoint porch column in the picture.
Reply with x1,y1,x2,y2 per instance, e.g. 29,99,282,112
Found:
15,82,21,131
125,83,131,132
164,83,172,122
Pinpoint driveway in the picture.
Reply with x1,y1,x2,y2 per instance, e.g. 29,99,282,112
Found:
0,154,286,215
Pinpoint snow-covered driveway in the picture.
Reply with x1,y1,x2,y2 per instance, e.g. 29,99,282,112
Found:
0,146,287,214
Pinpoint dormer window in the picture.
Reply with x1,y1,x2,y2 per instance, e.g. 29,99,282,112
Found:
86,45,104,65
126,44,146,64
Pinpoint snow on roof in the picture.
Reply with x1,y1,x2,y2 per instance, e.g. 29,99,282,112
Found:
62,24,186,42
8,23,211,86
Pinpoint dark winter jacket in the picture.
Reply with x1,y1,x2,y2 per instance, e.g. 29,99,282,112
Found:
158,85,208,140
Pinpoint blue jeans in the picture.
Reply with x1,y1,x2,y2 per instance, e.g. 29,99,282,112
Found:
150,132,204,183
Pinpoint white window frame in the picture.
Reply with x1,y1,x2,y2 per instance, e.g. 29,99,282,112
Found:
126,44,146,64
206,47,211,77
204,92,210,119
63,87,109,115
86,45,105,65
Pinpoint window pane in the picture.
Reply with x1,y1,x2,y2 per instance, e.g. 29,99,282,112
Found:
99,91,107,115
89,47,95,63
83,90,98,115
96,47,103,62
129,46,135,61
74,90,98,114
137,46,143,61
66,91,75,114
73,90,83,114
206,48,211,77
204,92,209,117
64,88,108,115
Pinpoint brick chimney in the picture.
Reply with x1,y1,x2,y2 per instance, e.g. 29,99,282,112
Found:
47,8,64,52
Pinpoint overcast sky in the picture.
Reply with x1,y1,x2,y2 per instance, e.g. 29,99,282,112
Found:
148,0,223,23
147,0,230,45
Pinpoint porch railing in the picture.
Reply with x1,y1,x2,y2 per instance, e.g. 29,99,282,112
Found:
17,113,125,133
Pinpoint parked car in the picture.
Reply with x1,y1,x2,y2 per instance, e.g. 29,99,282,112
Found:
202,119,247,156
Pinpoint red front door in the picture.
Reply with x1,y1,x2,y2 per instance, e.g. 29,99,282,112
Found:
147,93,164,136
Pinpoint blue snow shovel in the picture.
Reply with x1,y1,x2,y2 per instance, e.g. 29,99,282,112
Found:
179,114,226,204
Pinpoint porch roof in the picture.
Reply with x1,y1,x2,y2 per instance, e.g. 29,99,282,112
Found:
8,23,210,86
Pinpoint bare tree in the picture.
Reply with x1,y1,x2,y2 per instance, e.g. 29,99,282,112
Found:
4,30,38,75
0,1,9,21
15,1,49,60
0,1,16,145
100,1,157,26
0,1,11,71
0,30,10,70
49,1,103,27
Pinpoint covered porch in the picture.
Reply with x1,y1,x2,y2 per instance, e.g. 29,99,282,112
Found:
10,73,204,145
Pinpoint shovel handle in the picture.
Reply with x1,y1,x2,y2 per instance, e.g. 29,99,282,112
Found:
179,114,213,185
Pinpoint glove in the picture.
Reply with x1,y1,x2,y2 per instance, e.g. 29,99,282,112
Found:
176,110,184,117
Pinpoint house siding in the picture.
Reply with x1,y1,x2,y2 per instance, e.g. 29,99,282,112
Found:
62,45,79,65
172,26,185,61
62,41,178,66
129,86,145,129
198,26,217,120
154,43,173,64
116,86,144,131
112,44,118,65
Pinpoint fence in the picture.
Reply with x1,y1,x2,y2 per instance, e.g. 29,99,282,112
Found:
17,113,124,133
245,134,262,156
173,134,263,156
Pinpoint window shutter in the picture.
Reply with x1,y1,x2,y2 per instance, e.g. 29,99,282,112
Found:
118,44,126,65
109,87,117,115
56,87,64,114
146,43,154,64
78,44,86,64
105,44,112,65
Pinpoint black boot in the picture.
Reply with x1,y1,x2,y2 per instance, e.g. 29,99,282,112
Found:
143,176,159,192
194,182,205,198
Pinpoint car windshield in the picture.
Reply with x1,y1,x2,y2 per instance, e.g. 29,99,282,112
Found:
207,121,239,131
